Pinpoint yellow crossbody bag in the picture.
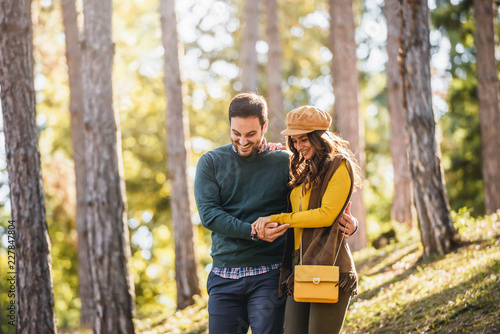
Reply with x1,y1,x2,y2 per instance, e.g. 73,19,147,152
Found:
294,264,339,303
293,229,344,303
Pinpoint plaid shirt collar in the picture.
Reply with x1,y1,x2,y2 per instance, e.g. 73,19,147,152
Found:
232,137,267,155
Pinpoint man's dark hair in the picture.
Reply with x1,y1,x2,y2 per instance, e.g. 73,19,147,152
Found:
228,92,268,127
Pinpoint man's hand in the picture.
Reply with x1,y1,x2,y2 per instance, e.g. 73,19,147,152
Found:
267,142,287,151
338,202,358,238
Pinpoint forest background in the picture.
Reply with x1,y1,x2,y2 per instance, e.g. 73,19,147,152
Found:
0,0,499,331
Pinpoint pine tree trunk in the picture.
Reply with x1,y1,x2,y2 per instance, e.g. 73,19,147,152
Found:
24,0,33,70
329,0,367,251
59,0,92,326
160,0,201,310
400,0,460,257
0,0,56,332
266,0,285,143
473,0,500,214
240,0,260,92
81,0,136,331
385,0,413,226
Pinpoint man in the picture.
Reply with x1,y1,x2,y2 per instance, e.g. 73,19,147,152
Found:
194,93,357,334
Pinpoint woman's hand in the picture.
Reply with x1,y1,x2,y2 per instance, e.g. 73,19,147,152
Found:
338,202,358,238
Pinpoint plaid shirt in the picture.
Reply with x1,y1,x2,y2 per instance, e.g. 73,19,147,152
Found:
212,263,281,279
214,137,280,279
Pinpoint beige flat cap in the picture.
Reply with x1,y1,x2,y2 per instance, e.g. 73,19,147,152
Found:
281,105,332,136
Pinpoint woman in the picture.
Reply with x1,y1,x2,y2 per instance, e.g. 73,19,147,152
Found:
252,105,363,334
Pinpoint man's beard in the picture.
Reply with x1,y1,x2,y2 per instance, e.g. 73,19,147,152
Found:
232,139,262,156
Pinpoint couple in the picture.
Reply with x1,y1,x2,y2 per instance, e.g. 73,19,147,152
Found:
194,92,363,334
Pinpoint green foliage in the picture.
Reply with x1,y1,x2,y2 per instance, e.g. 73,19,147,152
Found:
431,0,485,216
278,0,331,112
360,72,393,236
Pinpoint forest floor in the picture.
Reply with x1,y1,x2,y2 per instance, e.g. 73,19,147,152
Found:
137,211,500,333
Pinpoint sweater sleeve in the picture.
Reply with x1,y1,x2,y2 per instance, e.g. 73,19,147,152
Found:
270,161,351,228
194,153,253,239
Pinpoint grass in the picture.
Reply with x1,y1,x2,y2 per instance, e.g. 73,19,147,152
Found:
345,211,500,333
135,295,208,334
139,211,500,333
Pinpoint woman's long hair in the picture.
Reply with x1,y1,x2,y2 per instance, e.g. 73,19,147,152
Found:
287,130,363,193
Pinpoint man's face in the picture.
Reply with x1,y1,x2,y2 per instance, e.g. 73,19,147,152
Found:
230,116,268,157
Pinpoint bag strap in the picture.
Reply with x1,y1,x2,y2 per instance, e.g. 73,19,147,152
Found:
298,209,348,266
332,228,345,266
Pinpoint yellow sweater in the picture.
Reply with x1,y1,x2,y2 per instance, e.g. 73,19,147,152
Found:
270,161,351,250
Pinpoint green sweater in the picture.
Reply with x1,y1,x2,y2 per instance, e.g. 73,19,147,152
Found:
194,144,290,268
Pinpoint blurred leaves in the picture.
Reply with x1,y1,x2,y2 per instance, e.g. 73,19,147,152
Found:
431,0,485,215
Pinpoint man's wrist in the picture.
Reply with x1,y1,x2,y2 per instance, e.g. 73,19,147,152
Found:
251,231,259,241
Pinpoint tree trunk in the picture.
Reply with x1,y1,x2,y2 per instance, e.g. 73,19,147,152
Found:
24,0,33,70
240,0,260,92
473,0,500,214
81,0,135,331
329,0,366,251
266,0,285,143
399,0,460,257
0,0,57,332
385,0,413,226
160,0,201,310
59,0,92,326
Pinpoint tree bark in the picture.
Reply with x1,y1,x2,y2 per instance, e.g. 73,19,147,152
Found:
0,0,57,332
160,0,201,310
81,0,135,331
385,0,413,226
473,0,500,214
59,0,92,326
399,0,460,257
266,0,285,143
240,0,260,92
329,0,367,251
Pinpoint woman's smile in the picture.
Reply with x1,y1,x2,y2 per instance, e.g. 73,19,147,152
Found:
291,134,316,160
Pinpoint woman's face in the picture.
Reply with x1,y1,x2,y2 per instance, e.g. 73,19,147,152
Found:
291,134,316,160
